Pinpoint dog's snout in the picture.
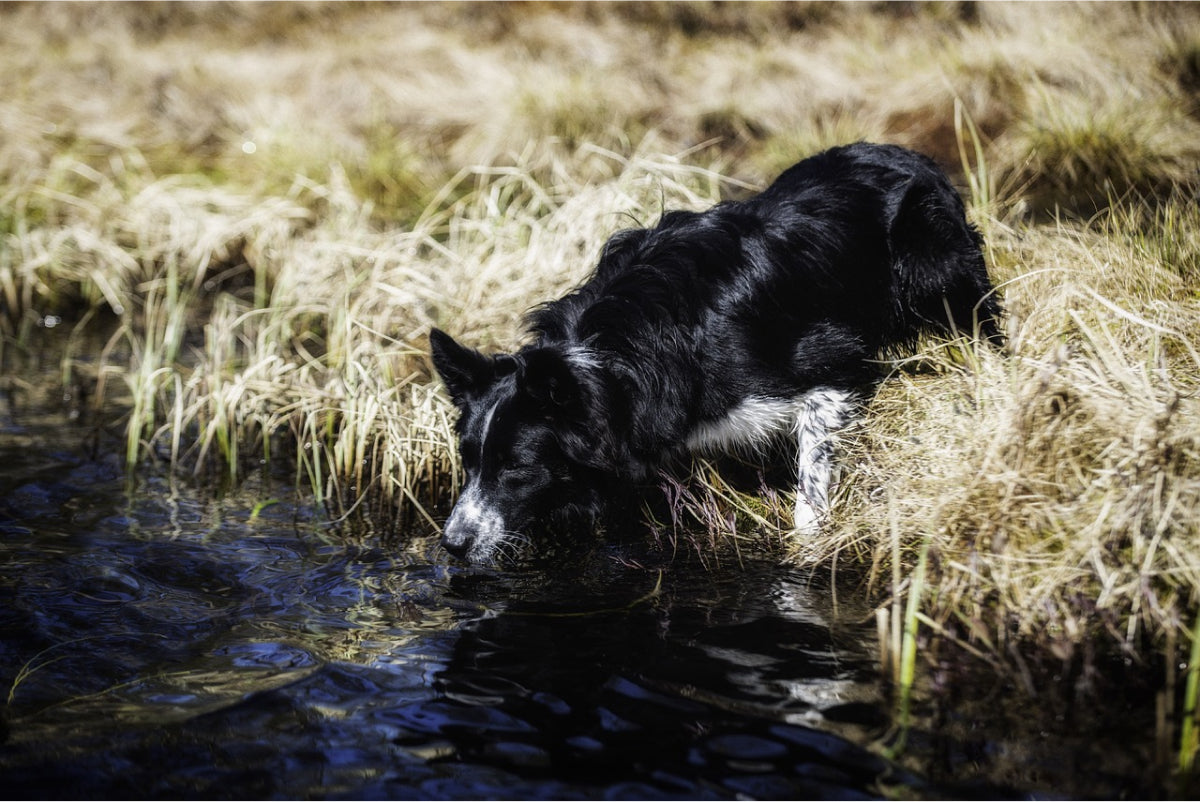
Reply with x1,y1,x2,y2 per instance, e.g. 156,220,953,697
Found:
440,487,508,563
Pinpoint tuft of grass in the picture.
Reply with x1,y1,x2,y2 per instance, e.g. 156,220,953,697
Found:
510,74,652,155
1007,96,1196,217
750,110,885,185
1160,30,1200,98
1104,187,1200,285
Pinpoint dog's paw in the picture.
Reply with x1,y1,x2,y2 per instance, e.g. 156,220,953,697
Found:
792,497,822,536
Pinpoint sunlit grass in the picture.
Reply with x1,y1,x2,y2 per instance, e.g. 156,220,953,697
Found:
1005,92,1197,217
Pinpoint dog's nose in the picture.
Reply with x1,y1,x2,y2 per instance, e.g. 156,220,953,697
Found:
441,521,477,557
441,536,470,560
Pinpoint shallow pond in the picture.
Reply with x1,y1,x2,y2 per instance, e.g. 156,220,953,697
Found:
0,341,1166,799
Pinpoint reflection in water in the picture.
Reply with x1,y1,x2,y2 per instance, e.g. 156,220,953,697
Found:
414,565,908,800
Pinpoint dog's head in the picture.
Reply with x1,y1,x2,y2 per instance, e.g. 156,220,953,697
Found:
430,328,614,565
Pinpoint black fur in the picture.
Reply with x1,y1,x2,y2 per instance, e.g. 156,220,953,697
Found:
431,143,1002,564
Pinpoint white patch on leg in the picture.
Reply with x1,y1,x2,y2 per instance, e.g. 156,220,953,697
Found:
792,387,856,535
792,495,821,536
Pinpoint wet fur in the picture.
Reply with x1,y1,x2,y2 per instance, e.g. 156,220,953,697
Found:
431,143,1002,564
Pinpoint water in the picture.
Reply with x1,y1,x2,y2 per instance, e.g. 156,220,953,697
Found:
0,342,1166,799
0,485,900,797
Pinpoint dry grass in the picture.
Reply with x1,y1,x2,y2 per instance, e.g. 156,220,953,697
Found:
805,214,1200,655
3,0,1200,734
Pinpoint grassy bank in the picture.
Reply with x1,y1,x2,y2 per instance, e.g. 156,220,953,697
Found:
3,0,1200,774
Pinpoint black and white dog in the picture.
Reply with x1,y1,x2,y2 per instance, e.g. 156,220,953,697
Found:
431,143,1002,564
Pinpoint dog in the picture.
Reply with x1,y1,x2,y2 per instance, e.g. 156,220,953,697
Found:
430,142,1002,564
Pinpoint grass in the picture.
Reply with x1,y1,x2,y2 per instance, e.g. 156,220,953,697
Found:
2,0,1200,786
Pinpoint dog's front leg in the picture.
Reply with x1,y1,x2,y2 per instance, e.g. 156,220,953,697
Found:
792,387,856,535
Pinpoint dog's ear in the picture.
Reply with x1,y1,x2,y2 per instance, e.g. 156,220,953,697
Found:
429,328,493,408
520,347,587,415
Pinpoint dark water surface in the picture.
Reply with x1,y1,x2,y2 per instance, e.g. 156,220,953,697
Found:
0,344,1164,800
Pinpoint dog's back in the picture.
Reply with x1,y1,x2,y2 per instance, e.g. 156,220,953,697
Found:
527,142,999,460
